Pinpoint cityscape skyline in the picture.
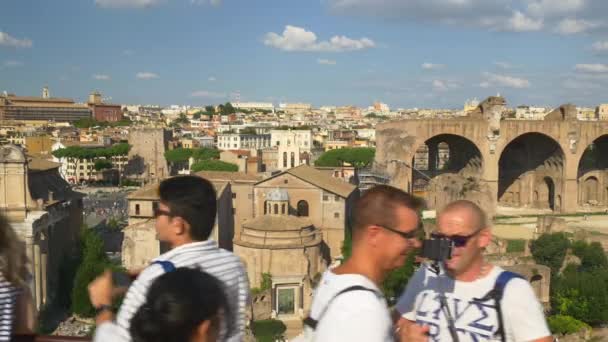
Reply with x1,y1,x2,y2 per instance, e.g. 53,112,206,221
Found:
2,0,608,108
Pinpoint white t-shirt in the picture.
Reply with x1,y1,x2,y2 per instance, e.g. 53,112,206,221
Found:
396,265,551,342
305,270,393,342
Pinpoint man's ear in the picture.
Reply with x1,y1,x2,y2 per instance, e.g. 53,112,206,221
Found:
477,228,492,249
194,319,212,342
367,225,381,247
170,216,187,236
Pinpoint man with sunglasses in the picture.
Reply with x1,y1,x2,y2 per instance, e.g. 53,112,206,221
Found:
299,185,423,342
395,200,552,342
88,175,249,342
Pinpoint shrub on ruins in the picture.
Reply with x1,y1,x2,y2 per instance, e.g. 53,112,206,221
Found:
529,232,571,275
547,315,590,336
552,267,608,326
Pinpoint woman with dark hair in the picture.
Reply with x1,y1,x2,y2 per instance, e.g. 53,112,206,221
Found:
0,214,36,340
91,267,228,342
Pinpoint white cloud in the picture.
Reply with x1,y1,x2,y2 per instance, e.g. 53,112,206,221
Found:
494,61,512,69
575,63,608,73
527,0,586,17
555,18,599,34
433,80,448,91
95,0,162,8
190,0,222,5
592,41,608,52
93,74,111,80
482,72,530,88
190,90,226,98
263,25,375,52
0,31,32,48
136,72,159,79
422,63,445,70
208,76,216,81
432,79,458,91
317,58,337,65
3,60,23,68
505,11,543,32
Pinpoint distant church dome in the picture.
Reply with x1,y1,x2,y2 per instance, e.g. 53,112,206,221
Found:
267,188,289,201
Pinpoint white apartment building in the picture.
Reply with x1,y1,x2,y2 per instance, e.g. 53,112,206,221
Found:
217,133,271,151
270,129,312,153
598,104,608,120
232,102,274,111
515,106,550,120
51,141,128,183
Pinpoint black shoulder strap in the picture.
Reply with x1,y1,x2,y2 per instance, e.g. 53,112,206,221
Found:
303,285,379,330
475,271,524,342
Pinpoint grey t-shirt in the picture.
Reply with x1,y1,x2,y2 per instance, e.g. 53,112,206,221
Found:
396,265,551,342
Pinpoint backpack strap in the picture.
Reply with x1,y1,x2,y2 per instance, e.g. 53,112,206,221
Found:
475,271,524,342
303,285,380,330
151,260,176,273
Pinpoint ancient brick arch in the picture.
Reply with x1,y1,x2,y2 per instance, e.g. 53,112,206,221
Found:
374,99,608,213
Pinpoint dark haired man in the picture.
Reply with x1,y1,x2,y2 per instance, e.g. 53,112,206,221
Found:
299,185,423,341
396,200,552,342
89,175,248,342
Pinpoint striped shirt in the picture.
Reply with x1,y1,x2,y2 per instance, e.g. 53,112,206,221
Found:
94,240,249,342
0,275,20,342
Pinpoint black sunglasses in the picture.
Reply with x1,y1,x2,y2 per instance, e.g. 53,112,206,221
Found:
153,208,172,218
379,225,423,240
431,229,483,248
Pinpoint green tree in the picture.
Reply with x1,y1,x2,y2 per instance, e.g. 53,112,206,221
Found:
71,229,113,317
204,105,215,114
94,159,113,171
239,127,258,135
164,148,193,163
552,268,608,325
529,232,571,275
191,147,220,161
315,147,376,168
191,160,238,172
571,240,608,271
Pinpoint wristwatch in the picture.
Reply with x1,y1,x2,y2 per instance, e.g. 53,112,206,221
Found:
95,304,113,315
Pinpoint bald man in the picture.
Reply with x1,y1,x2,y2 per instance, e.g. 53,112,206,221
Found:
395,200,552,342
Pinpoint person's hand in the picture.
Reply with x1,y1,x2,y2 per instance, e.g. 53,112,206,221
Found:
88,270,114,308
400,322,429,342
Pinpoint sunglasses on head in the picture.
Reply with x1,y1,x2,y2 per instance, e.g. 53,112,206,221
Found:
430,229,482,248
153,208,172,218
378,225,423,240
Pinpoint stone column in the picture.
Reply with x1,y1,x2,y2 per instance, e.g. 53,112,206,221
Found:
25,237,36,306
41,252,48,306
563,179,579,213
33,243,41,309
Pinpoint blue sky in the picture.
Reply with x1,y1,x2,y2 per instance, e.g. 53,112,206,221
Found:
1,0,608,109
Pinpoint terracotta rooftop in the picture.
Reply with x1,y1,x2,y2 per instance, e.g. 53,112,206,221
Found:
127,179,228,200
271,165,356,198
194,170,262,183
28,157,61,172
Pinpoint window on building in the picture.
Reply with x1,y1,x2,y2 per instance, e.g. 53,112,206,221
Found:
283,152,287,168
297,200,309,217
232,193,237,199
290,152,295,168
264,201,268,215
335,195,340,202
281,204,286,214
334,212,340,219
284,179,288,184
152,201,159,212
323,195,329,201
274,203,279,214
135,204,140,215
